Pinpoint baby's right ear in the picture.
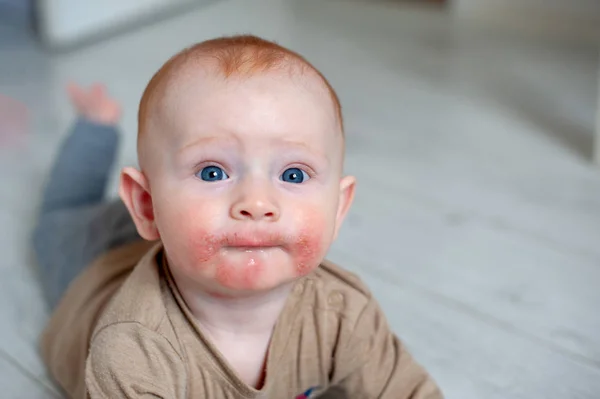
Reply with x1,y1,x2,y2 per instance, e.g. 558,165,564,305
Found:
119,167,160,241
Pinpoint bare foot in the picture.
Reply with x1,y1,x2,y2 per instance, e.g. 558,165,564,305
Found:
67,82,121,126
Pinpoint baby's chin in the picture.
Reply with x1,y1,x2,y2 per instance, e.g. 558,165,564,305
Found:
195,272,303,299
199,261,319,299
212,263,307,293
202,280,297,299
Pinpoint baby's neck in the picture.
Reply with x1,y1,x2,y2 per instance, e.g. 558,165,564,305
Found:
179,282,294,338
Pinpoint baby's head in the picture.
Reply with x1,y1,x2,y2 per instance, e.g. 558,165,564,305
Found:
120,35,355,297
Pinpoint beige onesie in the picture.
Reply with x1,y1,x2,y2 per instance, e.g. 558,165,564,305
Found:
41,241,442,398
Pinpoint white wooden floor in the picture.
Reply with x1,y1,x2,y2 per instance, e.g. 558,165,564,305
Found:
1,1,599,398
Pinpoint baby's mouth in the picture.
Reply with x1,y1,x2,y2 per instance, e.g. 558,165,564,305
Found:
228,245,279,252
224,235,283,248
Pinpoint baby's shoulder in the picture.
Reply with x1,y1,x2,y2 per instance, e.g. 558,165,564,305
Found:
315,259,371,295
306,259,374,318
92,244,173,341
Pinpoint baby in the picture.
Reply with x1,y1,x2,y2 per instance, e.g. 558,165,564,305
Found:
34,35,443,398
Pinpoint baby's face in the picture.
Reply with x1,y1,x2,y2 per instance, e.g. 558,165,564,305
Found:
145,73,353,297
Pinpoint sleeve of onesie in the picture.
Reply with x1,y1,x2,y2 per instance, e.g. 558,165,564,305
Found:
86,322,187,399
330,297,444,399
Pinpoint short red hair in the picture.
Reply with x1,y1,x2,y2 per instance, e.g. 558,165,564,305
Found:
138,35,343,148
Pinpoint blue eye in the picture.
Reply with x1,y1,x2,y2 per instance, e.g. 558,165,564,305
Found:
280,167,309,184
198,166,229,181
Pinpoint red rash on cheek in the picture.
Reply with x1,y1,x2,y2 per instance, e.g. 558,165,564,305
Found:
291,218,326,277
185,229,220,266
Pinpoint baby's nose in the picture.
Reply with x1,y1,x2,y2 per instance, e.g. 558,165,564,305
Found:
230,199,280,221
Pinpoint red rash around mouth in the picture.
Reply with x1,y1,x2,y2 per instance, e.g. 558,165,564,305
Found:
185,217,326,289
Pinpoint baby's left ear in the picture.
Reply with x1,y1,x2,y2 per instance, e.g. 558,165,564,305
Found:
333,175,356,240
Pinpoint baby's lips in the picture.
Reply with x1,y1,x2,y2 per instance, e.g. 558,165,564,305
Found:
223,231,287,247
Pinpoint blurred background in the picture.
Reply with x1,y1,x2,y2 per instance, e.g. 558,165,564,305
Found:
1,0,599,398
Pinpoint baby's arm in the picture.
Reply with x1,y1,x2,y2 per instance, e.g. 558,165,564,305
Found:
330,297,443,398
86,323,187,398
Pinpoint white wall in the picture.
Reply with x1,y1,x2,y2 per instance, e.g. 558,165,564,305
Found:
36,0,195,47
452,0,600,40
454,0,600,18
595,54,600,165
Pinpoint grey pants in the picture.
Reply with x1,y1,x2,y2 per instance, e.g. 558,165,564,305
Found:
32,119,140,310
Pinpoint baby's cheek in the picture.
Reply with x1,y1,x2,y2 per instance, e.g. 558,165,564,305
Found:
185,229,219,265
291,211,331,277
172,210,220,268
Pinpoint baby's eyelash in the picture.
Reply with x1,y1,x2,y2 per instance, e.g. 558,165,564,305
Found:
285,164,316,177
193,161,228,173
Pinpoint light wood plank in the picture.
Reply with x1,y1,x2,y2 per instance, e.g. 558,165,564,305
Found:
0,351,61,399
0,204,55,395
329,168,600,367
348,270,600,399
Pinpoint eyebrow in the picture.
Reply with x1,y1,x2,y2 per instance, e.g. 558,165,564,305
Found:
176,136,238,155
176,135,331,165
272,139,329,162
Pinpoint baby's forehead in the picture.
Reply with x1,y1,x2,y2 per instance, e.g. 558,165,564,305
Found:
157,66,339,136
152,78,340,169
165,62,332,107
